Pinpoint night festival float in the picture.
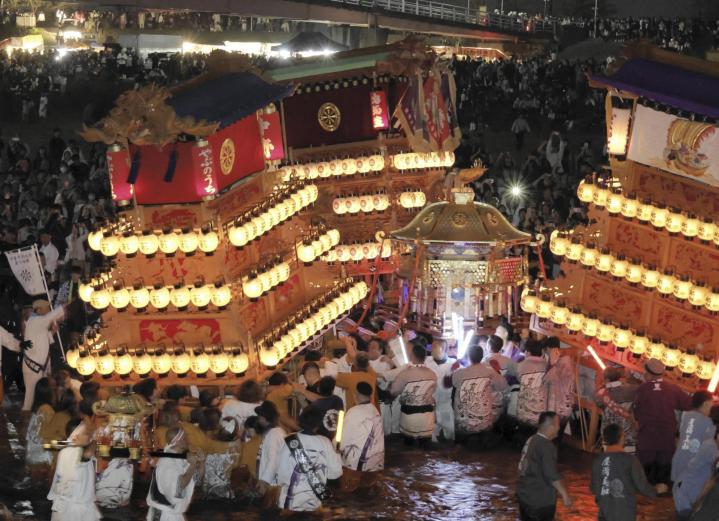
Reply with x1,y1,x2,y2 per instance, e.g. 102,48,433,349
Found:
522,43,719,449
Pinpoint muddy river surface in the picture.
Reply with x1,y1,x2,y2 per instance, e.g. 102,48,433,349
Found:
0,401,676,520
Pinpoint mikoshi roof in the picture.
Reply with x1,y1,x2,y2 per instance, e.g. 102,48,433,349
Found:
589,43,719,118
271,32,348,54
391,190,532,245
169,71,293,129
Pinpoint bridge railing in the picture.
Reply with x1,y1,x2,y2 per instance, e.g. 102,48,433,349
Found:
328,0,555,34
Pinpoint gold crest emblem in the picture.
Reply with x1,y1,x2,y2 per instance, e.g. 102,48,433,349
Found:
318,102,341,132
220,138,235,175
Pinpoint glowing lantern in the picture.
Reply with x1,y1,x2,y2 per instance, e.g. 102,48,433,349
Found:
297,241,316,264
582,314,600,337
665,210,685,235
79,281,94,303
243,275,263,300
88,229,104,251
66,349,80,369
260,345,280,368
229,351,249,375
597,320,616,344
647,339,666,361
189,348,210,375
661,345,681,368
689,282,709,308
178,228,199,255
550,302,569,325
657,270,676,297
152,350,172,375
77,352,96,376
159,228,179,256
650,204,669,230
641,265,660,289
609,255,629,279
679,352,699,376
697,359,716,380
110,285,131,310
520,289,540,314
229,225,249,248
625,261,643,286
276,262,291,282
682,214,700,239
566,308,585,332
100,233,121,257
210,351,230,375
133,351,153,375
170,283,191,310
606,189,623,214
549,230,569,256
697,218,716,243
566,238,583,263
629,332,649,358
150,284,171,309
577,177,595,203
190,283,212,309
612,325,631,351
607,102,631,156
673,275,692,300
333,197,347,215
636,199,653,223
593,184,610,208
130,284,150,310
621,194,638,220
579,242,599,268
114,349,134,376
311,239,323,258
596,249,614,273
120,232,139,257
706,287,719,314
90,287,111,310
536,296,554,319
211,283,232,308
138,230,160,256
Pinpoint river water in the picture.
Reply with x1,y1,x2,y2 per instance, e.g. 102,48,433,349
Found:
0,403,676,520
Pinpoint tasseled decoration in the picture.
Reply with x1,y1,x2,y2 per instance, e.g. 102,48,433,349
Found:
163,145,178,183
127,150,141,184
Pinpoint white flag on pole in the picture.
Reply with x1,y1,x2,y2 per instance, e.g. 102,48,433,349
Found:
5,245,46,296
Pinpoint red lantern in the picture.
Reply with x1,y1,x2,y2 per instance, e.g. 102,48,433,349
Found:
106,144,133,205
370,90,389,130
192,140,218,200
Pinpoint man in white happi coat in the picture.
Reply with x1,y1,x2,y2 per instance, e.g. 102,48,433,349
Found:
425,338,456,442
22,300,66,411
147,426,205,521
339,382,384,491
48,421,101,521
390,342,437,441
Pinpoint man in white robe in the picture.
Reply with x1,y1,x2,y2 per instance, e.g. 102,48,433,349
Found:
23,300,66,411
255,401,287,486
47,422,101,521
425,339,456,442
146,427,205,521
390,342,437,441
339,382,384,491
95,458,134,508
274,407,342,511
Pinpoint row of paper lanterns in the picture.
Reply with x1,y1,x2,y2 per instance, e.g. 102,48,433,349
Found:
322,240,393,263
242,257,292,300
81,280,232,311
279,155,386,181
88,226,220,258
520,289,714,378
392,151,455,170
228,183,319,248
258,279,369,367
333,192,391,214
296,228,341,264
549,231,719,312
577,178,719,244
67,345,249,377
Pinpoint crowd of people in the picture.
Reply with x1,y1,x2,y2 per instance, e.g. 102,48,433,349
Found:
17,314,719,520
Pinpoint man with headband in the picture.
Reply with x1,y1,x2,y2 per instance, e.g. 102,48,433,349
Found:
146,426,205,521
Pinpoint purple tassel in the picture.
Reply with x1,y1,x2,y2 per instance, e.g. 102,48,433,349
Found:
163,146,178,183
127,150,141,184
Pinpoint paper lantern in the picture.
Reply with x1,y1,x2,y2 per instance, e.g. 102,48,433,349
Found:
697,218,716,243
133,351,153,375
625,261,643,285
375,193,390,212
596,249,614,273
609,255,629,279
629,333,648,357
679,352,699,376
311,239,323,258
673,275,692,300
682,214,700,239
333,197,347,215
607,104,631,156
153,350,172,375
171,351,191,375
170,284,191,309
229,225,249,248
110,286,131,310
190,283,212,308
88,229,104,251
661,345,681,368
650,204,669,229
100,233,121,257
689,282,709,308
597,320,616,344
665,210,685,235
79,281,94,303
566,238,583,263
566,308,585,332
191,349,211,375
550,302,569,325
130,285,150,310
66,349,80,369
697,359,716,380
580,242,599,268
606,189,623,214
229,351,249,374
159,229,179,256
536,296,554,319
636,199,653,223
114,350,134,376
107,144,134,204
620,194,638,220
549,231,569,256
297,241,316,264
612,325,631,350
150,284,171,309
520,289,540,314
120,232,139,257
258,271,272,294
706,287,719,314
243,276,263,300
138,231,160,256
593,185,610,208
657,270,676,296
260,345,280,368
647,339,666,361
582,314,600,337
192,139,218,199
577,178,595,203
178,228,199,255
211,283,232,308
641,265,660,289
90,288,111,310
77,352,96,376
210,351,230,374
